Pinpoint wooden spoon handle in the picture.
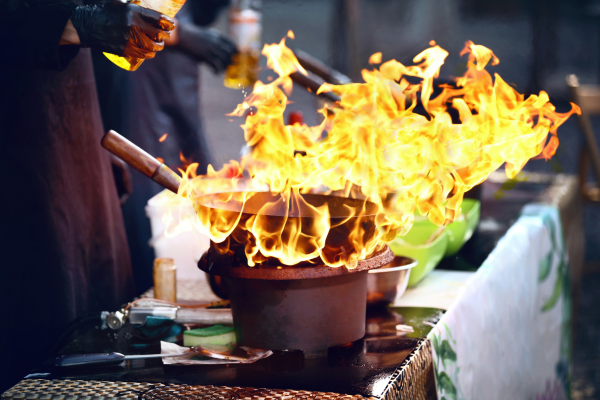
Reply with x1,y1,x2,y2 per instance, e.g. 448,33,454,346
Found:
101,130,182,194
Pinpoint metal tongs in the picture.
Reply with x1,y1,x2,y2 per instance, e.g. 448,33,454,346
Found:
289,49,350,104
55,345,248,367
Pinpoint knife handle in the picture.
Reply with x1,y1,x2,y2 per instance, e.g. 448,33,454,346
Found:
55,352,126,367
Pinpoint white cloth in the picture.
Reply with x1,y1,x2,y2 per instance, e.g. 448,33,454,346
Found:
427,204,570,400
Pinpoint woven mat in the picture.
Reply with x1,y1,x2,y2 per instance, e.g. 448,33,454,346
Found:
1,339,434,400
2,380,377,400
380,339,436,400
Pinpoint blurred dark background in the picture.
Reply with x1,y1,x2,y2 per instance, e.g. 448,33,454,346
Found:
193,1,600,398
202,0,600,254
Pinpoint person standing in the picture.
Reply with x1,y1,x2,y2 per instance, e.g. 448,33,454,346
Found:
93,0,235,293
0,0,174,391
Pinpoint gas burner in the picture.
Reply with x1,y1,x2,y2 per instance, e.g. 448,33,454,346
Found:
199,244,392,357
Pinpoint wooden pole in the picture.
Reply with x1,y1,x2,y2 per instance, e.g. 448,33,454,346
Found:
101,130,182,194
566,75,600,201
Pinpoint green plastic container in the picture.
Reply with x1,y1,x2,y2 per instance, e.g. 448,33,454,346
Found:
387,199,480,286
444,199,481,257
463,199,481,242
388,219,448,287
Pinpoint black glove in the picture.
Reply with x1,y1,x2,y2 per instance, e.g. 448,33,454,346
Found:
176,24,236,73
70,1,175,60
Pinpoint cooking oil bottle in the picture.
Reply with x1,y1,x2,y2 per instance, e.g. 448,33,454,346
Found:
223,0,261,89
104,0,186,71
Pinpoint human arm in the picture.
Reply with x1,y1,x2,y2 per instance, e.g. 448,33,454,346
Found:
167,23,236,73
0,0,175,71
173,0,235,72
69,1,175,60
59,20,80,45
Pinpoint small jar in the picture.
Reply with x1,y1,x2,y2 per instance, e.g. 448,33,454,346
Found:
153,258,177,302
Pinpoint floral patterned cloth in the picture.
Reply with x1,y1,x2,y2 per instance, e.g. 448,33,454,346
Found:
428,204,570,400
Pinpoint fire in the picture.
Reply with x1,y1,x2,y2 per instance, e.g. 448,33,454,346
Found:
171,36,580,268
369,52,382,65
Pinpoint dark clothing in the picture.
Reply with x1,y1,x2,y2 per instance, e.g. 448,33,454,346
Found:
0,0,135,391
93,8,209,169
93,1,224,293
1,0,79,70
94,43,209,294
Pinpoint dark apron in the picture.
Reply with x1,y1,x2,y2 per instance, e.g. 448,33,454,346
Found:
0,49,135,391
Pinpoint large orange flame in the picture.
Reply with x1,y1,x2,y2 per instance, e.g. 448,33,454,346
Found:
172,36,580,268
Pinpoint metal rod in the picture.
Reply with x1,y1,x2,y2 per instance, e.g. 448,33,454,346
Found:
289,71,341,104
294,49,351,85
123,352,193,360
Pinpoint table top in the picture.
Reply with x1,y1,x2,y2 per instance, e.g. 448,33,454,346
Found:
3,173,577,400
16,306,442,399
394,270,475,310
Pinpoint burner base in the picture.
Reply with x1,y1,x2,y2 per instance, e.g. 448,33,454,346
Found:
225,271,368,357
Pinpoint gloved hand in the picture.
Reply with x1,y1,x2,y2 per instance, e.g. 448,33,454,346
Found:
70,1,175,59
176,24,237,73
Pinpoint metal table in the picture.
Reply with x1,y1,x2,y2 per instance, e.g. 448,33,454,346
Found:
2,306,441,400
1,173,582,400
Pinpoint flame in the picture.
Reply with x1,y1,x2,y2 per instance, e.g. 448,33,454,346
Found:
159,133,168,142
287,30,295,39
369,52,382,64
172,37,580,268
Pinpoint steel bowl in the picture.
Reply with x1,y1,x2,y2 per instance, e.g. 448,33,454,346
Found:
367,256,418,307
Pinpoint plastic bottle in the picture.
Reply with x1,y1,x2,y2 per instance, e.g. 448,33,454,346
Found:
104,0,186,72
223,0,261,88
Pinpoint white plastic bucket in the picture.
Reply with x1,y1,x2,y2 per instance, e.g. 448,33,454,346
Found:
145,190,210,281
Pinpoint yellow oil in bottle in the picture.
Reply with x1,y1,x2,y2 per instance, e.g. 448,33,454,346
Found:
224,51,260,88
103,0,185,71
224,4,261,88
